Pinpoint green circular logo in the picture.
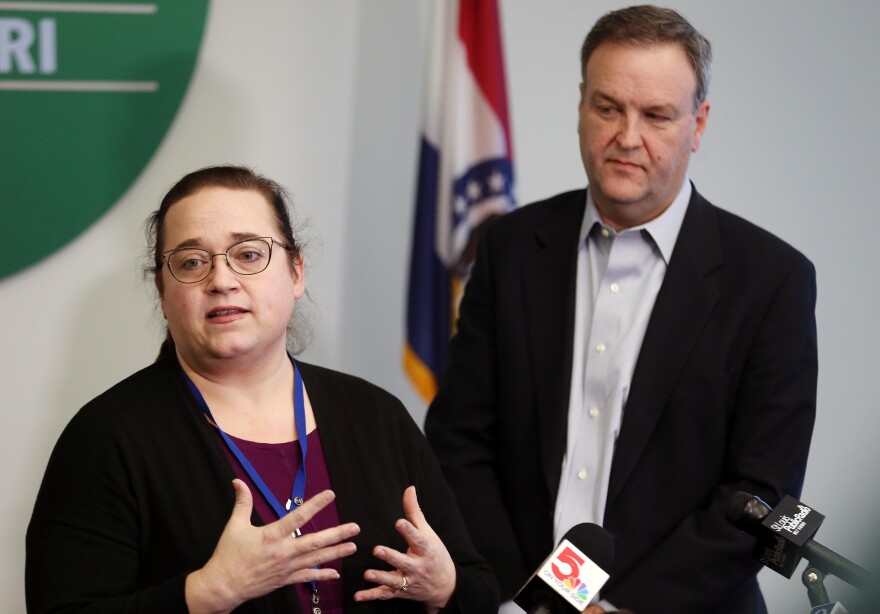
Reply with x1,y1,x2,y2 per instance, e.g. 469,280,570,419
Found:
0,1,208,279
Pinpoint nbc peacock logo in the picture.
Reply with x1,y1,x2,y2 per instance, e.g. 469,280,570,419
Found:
562,576,591,602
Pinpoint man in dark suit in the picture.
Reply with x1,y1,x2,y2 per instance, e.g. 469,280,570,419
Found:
425,6,817,613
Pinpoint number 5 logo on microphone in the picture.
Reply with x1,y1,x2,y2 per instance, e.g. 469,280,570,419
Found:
552,546,586,582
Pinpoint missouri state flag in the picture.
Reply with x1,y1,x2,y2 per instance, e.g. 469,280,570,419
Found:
404,0,516,402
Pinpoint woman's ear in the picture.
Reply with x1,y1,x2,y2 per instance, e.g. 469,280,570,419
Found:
292,253,305,299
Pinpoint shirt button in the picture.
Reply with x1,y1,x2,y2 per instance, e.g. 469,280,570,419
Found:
589,407,600,418
577,468,588,480
601,228,610,238
610,283,620,294
596,342,606,353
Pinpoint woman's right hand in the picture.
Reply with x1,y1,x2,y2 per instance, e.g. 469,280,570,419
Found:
185,479,360,614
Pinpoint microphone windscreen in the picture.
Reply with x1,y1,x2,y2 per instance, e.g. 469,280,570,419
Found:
561,523,615,572
725,491,772,534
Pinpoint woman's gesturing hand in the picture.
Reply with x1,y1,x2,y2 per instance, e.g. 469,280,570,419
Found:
186,479,360,614
354,486,456,613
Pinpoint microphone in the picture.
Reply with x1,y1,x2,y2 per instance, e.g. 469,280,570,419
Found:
726,492,874,591
513,523,614,613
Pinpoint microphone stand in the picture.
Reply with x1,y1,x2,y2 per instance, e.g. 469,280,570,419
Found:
803,540,875,592
800,541,875,610
802,566,830,607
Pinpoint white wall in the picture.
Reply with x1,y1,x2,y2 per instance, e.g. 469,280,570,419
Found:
3,2,878,611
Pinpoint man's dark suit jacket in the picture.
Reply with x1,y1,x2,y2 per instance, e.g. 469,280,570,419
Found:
425,186,818,613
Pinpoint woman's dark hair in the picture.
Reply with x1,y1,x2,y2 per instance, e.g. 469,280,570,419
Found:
147,164,301,290
146,165,309,355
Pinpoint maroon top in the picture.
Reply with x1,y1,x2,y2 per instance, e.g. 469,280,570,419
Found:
220,429,344,613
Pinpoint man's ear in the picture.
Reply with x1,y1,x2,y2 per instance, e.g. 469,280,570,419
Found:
691,99,710,153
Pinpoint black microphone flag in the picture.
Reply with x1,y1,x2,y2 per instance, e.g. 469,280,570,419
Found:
727,491,874,591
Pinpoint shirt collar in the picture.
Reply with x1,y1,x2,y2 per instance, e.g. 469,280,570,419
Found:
579,177,692,265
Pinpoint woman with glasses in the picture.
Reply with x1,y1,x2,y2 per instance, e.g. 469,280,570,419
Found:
26,165,498,613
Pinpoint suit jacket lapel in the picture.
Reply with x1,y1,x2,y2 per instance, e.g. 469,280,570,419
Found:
522,191,586,500
607,189,723,505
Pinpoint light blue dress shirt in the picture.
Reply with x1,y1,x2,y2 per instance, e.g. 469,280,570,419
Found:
553,179,691,543
501,180,691,614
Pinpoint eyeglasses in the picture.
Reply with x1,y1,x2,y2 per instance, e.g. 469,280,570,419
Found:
162,237,291,284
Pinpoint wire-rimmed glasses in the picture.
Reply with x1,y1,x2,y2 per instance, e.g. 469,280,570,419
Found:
162,237,291,284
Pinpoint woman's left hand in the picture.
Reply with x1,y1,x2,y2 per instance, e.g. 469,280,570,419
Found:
354,486,456,612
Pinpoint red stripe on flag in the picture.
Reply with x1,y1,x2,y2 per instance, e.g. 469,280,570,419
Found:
458,0,514,157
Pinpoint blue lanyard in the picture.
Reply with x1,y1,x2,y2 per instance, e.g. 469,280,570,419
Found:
182,356,308,520
183,357,321,607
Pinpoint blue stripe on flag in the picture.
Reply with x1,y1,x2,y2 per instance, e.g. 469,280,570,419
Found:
405,136,451,399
